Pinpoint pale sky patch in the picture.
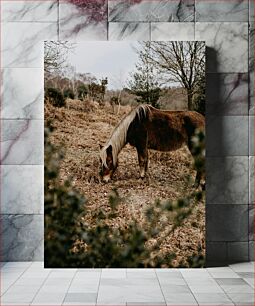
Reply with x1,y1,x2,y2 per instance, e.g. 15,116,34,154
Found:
68,41,141,90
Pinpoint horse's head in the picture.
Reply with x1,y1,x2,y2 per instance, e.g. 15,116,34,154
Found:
99,144,117,183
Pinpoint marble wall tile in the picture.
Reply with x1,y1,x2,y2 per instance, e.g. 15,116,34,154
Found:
206,205,249,241
207,116,248,156
59,1,107,41
250,0,254,22
249,241,254,260
249,70,254,115
1,22,58,68
249,156,254,205
108,22,150,40
206,157,249,204
0,215,43,261
195,22,248,73
1,68,43,119
1,119,43,165
249,205,254,241
196,0,248,22
227,242,249,262
249,25,254,114
1,165,43,214
2,0,58,22
206,73,249,116
206,242,227,267
151,22,195,41
249,116,254,155
108,0,195,22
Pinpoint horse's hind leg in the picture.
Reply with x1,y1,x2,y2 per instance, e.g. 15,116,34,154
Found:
136,147,148,179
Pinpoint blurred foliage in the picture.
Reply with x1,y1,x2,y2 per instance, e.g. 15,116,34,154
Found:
45,124,205,268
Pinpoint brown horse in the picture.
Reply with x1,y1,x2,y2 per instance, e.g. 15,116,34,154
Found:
99,104,205,185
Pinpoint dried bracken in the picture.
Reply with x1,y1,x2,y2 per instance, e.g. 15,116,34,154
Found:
46,100,205,267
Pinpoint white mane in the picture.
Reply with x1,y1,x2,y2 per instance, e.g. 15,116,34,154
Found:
100,104,150,168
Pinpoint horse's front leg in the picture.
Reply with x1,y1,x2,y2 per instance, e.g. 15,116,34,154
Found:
136,147,148,179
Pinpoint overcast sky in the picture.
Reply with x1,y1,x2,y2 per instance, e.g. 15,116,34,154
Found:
68,42,140,90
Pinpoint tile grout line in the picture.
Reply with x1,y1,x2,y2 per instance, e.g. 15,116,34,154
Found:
154,269,167,306
61,268,78,305
178,270,199,305
95,268,102,305
1,262,33,296
207,267,241,305
29,266,52,305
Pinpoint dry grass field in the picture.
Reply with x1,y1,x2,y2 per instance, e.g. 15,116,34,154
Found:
45,99,205,267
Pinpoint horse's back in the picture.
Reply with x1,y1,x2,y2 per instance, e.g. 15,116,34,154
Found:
144,106,204,151
150,107,204,130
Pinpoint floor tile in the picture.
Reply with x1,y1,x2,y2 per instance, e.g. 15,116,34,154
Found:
230,262,254,272
31,291,66,305
75,271,101,278
157,277,187,286
193,292,234,305
163,293,198,305
48,269,77,278
189,284,224,294
127,269,157,279
2,262,32,269
243,277,255,288
127,303,166,306
160,284,192,294
220,284,253,293
215,278,248,285
207,267,240,278
101,268,126,279
68,278,99,293
237,272,255,278
64,292,97,303
2,288,37,303
227,293,254,305
180,269,211,278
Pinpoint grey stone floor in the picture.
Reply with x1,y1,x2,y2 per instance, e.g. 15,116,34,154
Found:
0,262,254,305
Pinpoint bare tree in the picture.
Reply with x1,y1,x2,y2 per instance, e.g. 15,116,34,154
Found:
44,41,75,77
142,41,205,110
110,70,127,114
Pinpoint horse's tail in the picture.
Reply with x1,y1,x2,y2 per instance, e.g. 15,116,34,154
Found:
184,112,205,149
184,112,205,132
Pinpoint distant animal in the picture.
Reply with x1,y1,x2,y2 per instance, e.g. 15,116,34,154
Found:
99,104,205,186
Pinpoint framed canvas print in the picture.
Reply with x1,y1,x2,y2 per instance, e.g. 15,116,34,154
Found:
44,41,205,268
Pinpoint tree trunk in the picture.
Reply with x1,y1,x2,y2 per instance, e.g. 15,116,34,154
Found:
187,89,193,110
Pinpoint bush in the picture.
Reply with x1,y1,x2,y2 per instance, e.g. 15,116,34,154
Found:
77,84,88,100
63,88,75,99
45,87,66,107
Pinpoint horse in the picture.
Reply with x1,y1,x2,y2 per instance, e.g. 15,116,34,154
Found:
99,104,205,186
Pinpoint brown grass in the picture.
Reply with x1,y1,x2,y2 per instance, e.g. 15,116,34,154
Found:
45,99,205,267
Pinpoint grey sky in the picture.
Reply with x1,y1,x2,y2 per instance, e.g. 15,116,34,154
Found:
68,42,140,90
